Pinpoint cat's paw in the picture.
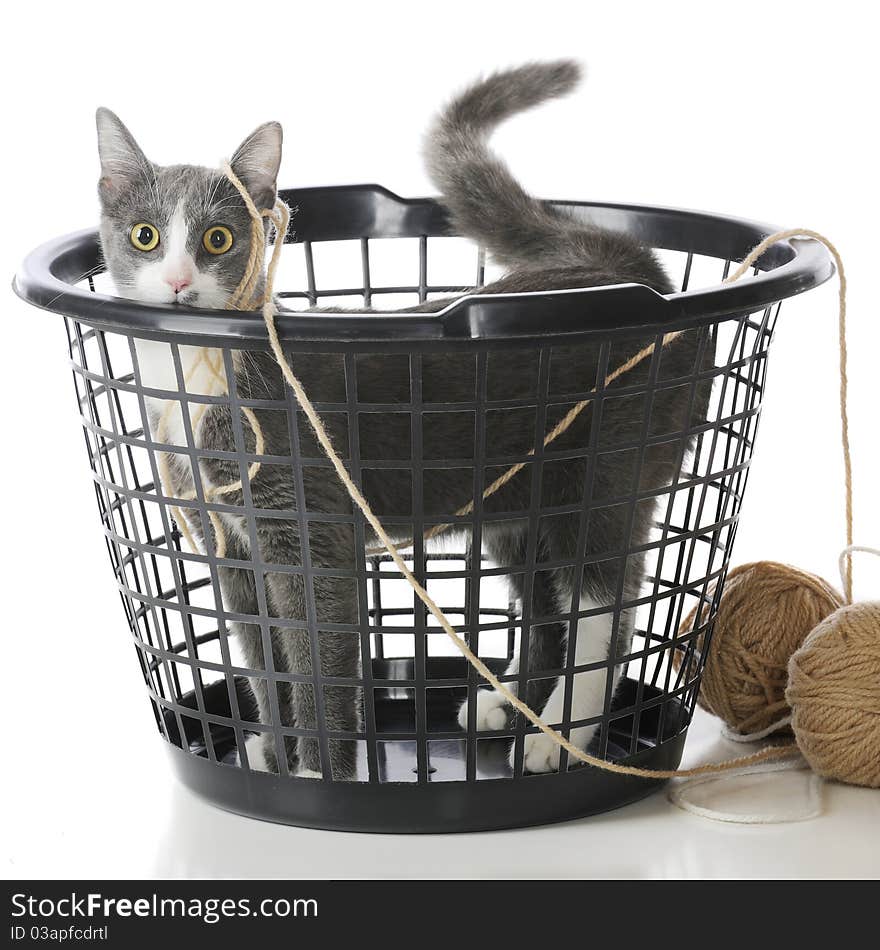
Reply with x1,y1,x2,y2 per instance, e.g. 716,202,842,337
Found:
458,689,510,731
520,731,562,774
515,726,597,774
294,767,323,779
243,734,272,772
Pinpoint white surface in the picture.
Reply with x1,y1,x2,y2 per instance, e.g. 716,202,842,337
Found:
4,707,878,880
2,1,879,879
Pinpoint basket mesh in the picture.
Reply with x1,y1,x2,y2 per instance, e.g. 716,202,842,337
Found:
65,233,775,784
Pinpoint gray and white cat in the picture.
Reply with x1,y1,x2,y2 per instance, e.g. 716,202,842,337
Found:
97,61,710,778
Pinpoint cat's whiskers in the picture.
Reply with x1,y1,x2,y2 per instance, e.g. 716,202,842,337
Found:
204,171,226,212
72,262,106,285
241,350,273,401
209,193,250,214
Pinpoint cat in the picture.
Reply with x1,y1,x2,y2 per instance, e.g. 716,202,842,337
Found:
96,60,711,779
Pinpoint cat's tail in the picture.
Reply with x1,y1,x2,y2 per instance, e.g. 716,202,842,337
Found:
424,61,666,286
425,60,583,270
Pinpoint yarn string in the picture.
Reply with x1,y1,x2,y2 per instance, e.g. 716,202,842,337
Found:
155,350,266,559
367,230,851,564
726,229,852,603
154,166,278,559
721,715,792,744
667,757,823,824
364,329,687,556
159,178,847,782
838,544,880,599
206,172,846,780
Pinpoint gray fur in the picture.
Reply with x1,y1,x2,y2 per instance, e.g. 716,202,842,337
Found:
424,61,671,289
97,63,712,777
96,108,280,307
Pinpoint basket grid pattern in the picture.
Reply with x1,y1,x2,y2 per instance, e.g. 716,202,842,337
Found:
63,233,776,784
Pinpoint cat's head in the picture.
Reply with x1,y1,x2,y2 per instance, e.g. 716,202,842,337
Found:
96,108,282,309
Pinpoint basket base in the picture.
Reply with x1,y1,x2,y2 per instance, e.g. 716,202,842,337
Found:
164,674,688,833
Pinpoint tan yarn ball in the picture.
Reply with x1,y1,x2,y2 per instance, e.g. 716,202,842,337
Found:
679,561,844,735
787,601,880,788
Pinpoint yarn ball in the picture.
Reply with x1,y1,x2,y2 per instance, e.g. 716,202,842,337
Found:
787,601,880,788
678,561,844,735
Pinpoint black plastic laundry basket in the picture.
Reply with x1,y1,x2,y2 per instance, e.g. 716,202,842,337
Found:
14,187,832,832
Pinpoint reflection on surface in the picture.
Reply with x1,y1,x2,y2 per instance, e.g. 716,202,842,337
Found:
147,713,709,879
149,710,880,880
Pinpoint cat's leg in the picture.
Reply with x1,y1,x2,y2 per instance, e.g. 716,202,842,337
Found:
517,588,616,773
199,406,360,779
457,533,564,732
517,577,638,774
262,520,362,780
456,529,526,732
263,582,361,779
216,535,295,774
513,488,649,771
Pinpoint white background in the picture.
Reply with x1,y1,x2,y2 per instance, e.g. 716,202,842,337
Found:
1,1,878,879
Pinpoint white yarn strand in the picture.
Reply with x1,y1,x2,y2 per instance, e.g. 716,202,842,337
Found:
721,715,793,744
668,758,823,824
838,545,880,598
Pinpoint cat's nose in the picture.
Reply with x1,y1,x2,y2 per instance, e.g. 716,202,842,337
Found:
167,275,192,295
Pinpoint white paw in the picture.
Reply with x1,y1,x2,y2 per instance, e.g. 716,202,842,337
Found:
458,689,510,731
521,731,562,773
243,734,271,772
515,725,597,773
294,767,323,779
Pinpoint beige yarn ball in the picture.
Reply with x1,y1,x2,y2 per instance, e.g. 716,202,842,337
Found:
679,561,844,736
787,601,880,788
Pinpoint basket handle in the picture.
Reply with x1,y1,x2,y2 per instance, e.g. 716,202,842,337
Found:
439,281,678,338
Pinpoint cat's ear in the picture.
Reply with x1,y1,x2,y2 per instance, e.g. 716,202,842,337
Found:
230,121,283,209
96,108,151,200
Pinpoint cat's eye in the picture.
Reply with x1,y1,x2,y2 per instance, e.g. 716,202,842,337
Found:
203,225,234,255
130,223,159,252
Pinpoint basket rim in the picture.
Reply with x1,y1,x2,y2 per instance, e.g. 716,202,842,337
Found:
13,185,834,347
